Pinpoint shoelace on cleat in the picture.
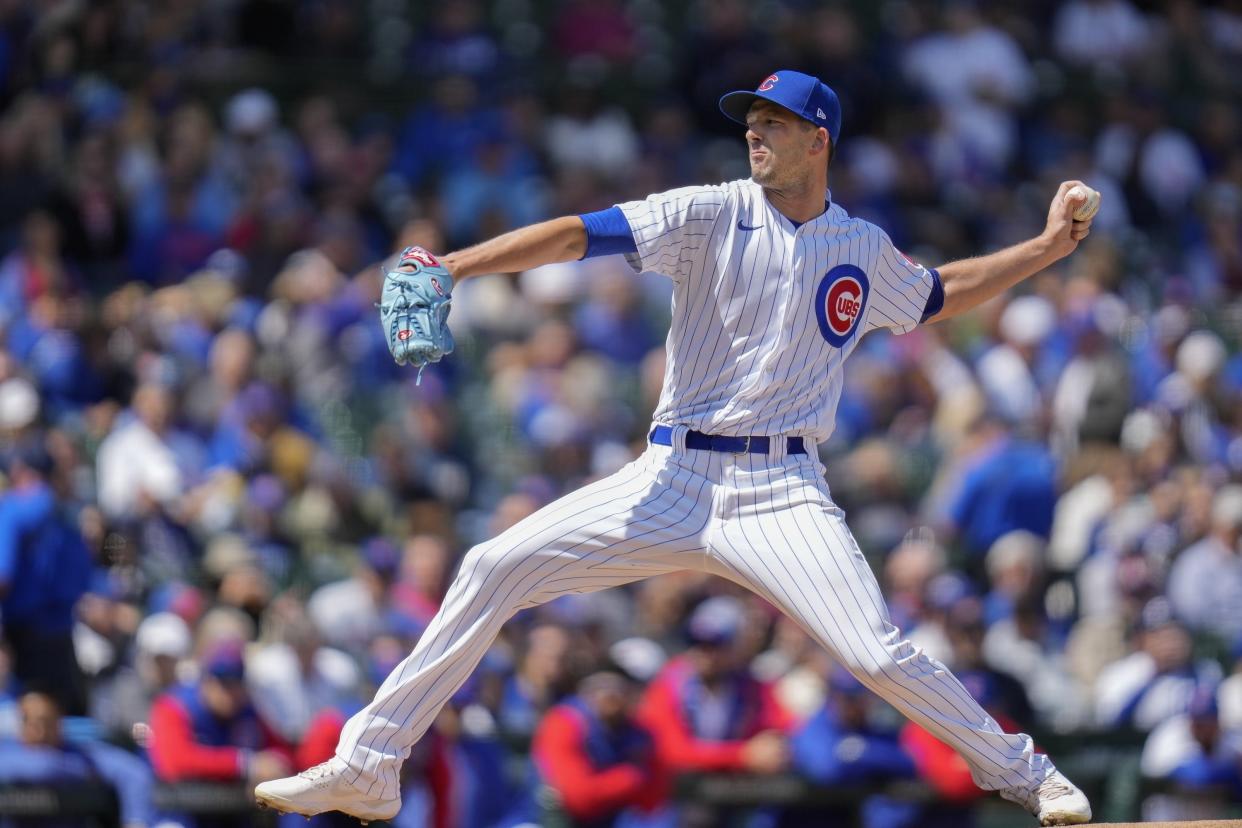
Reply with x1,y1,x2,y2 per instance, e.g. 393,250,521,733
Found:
1036,778,1075,799
296,761,334,782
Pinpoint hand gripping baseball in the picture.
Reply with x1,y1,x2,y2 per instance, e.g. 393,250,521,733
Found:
377,246,455,383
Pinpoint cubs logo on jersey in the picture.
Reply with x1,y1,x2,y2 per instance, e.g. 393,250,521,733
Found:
814,264,869,347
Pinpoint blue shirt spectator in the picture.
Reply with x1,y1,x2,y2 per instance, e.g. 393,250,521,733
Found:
783,668,916,828
0,440,92,715
1166,486,1242,643
0,691,155,828
947,425,1057,558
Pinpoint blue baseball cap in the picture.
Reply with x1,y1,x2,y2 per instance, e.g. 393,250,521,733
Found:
719,70,842,145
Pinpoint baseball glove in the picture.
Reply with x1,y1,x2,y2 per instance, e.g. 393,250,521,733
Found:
377,245,455,382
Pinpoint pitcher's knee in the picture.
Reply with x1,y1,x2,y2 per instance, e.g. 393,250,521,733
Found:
453,542,539,605
835,640,925,693
838,658,900,693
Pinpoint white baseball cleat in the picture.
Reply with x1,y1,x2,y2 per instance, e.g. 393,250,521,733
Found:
1000,769,1092,826
255,757,400,823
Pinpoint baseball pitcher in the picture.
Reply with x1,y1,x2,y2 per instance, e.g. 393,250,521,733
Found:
258,70,1096,826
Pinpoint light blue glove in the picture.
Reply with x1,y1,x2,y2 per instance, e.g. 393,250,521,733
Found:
377,246,455,382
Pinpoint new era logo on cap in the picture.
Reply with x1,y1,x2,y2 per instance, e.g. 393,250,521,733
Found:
817,108,827,120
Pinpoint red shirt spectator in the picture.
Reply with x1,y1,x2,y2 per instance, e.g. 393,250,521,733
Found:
148,644,292,784
637,598,792,774
534,672,667,826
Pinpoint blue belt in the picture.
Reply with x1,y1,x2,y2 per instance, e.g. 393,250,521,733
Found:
649,425,806,455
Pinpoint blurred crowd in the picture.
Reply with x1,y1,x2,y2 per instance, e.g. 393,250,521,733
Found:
1,0,1242,826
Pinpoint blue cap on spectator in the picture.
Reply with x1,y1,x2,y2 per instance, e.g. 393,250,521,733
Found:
719,70,842,144
926,572,976,611
204,248,249,283
959,669,999,709
687,596,744,646
1138,596,1179,631
362,537,401,578
828,665,867,697
247,474,286,512
946,595,986,631
238,382,281,421
368,647,403,688
5,435,53,476
1187,684,1219,720
203,643,246,682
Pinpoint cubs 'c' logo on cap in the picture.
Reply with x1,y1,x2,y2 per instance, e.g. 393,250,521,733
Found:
814,264,869,347
758,74,779,91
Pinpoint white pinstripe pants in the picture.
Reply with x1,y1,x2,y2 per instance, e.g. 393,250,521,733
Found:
336,432,1054,801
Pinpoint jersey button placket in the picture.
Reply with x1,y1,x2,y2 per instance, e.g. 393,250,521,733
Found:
753,234,799,385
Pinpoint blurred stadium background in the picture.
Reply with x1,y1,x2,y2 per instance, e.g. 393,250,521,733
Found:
1,0,1241,826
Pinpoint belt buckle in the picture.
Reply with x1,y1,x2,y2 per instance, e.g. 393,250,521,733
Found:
732,436,752,454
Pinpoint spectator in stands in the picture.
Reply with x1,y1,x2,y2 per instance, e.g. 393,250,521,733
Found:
1219,639,1242,732
0,210,72,329
532,669,667,827
393,74,501,191
902,1,1034,176
980,530,1046,626
906,572,974,667
498,622,574,742
307,537,402,654
984,593,1088,732
0,691,155,828
246,610,361,746
389,534,452,636
95,382,188,522
0,436,92,715
148,642,291,785
1054,0,1152,67
939,597,1035,727
752,618,829,724
638,596,792,775
882,535,948,637
942,414,1058,561
1140,684,1242,821
544,80,640,181
1167,484,1242,643
92,610,192,743
781,666,916,828
975,296,1056,428
1095,598,1223,731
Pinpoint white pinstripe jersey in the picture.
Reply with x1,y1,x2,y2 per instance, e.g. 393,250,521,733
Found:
617,178,937,441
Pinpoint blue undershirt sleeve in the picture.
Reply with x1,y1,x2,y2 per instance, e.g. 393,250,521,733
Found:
920,267,945,323
578,206,638,259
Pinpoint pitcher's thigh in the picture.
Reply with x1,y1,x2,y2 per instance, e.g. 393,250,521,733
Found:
708,498,915,681
457,455,713,611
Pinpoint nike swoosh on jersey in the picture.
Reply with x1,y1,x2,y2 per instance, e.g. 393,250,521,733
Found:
737,220,763,231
